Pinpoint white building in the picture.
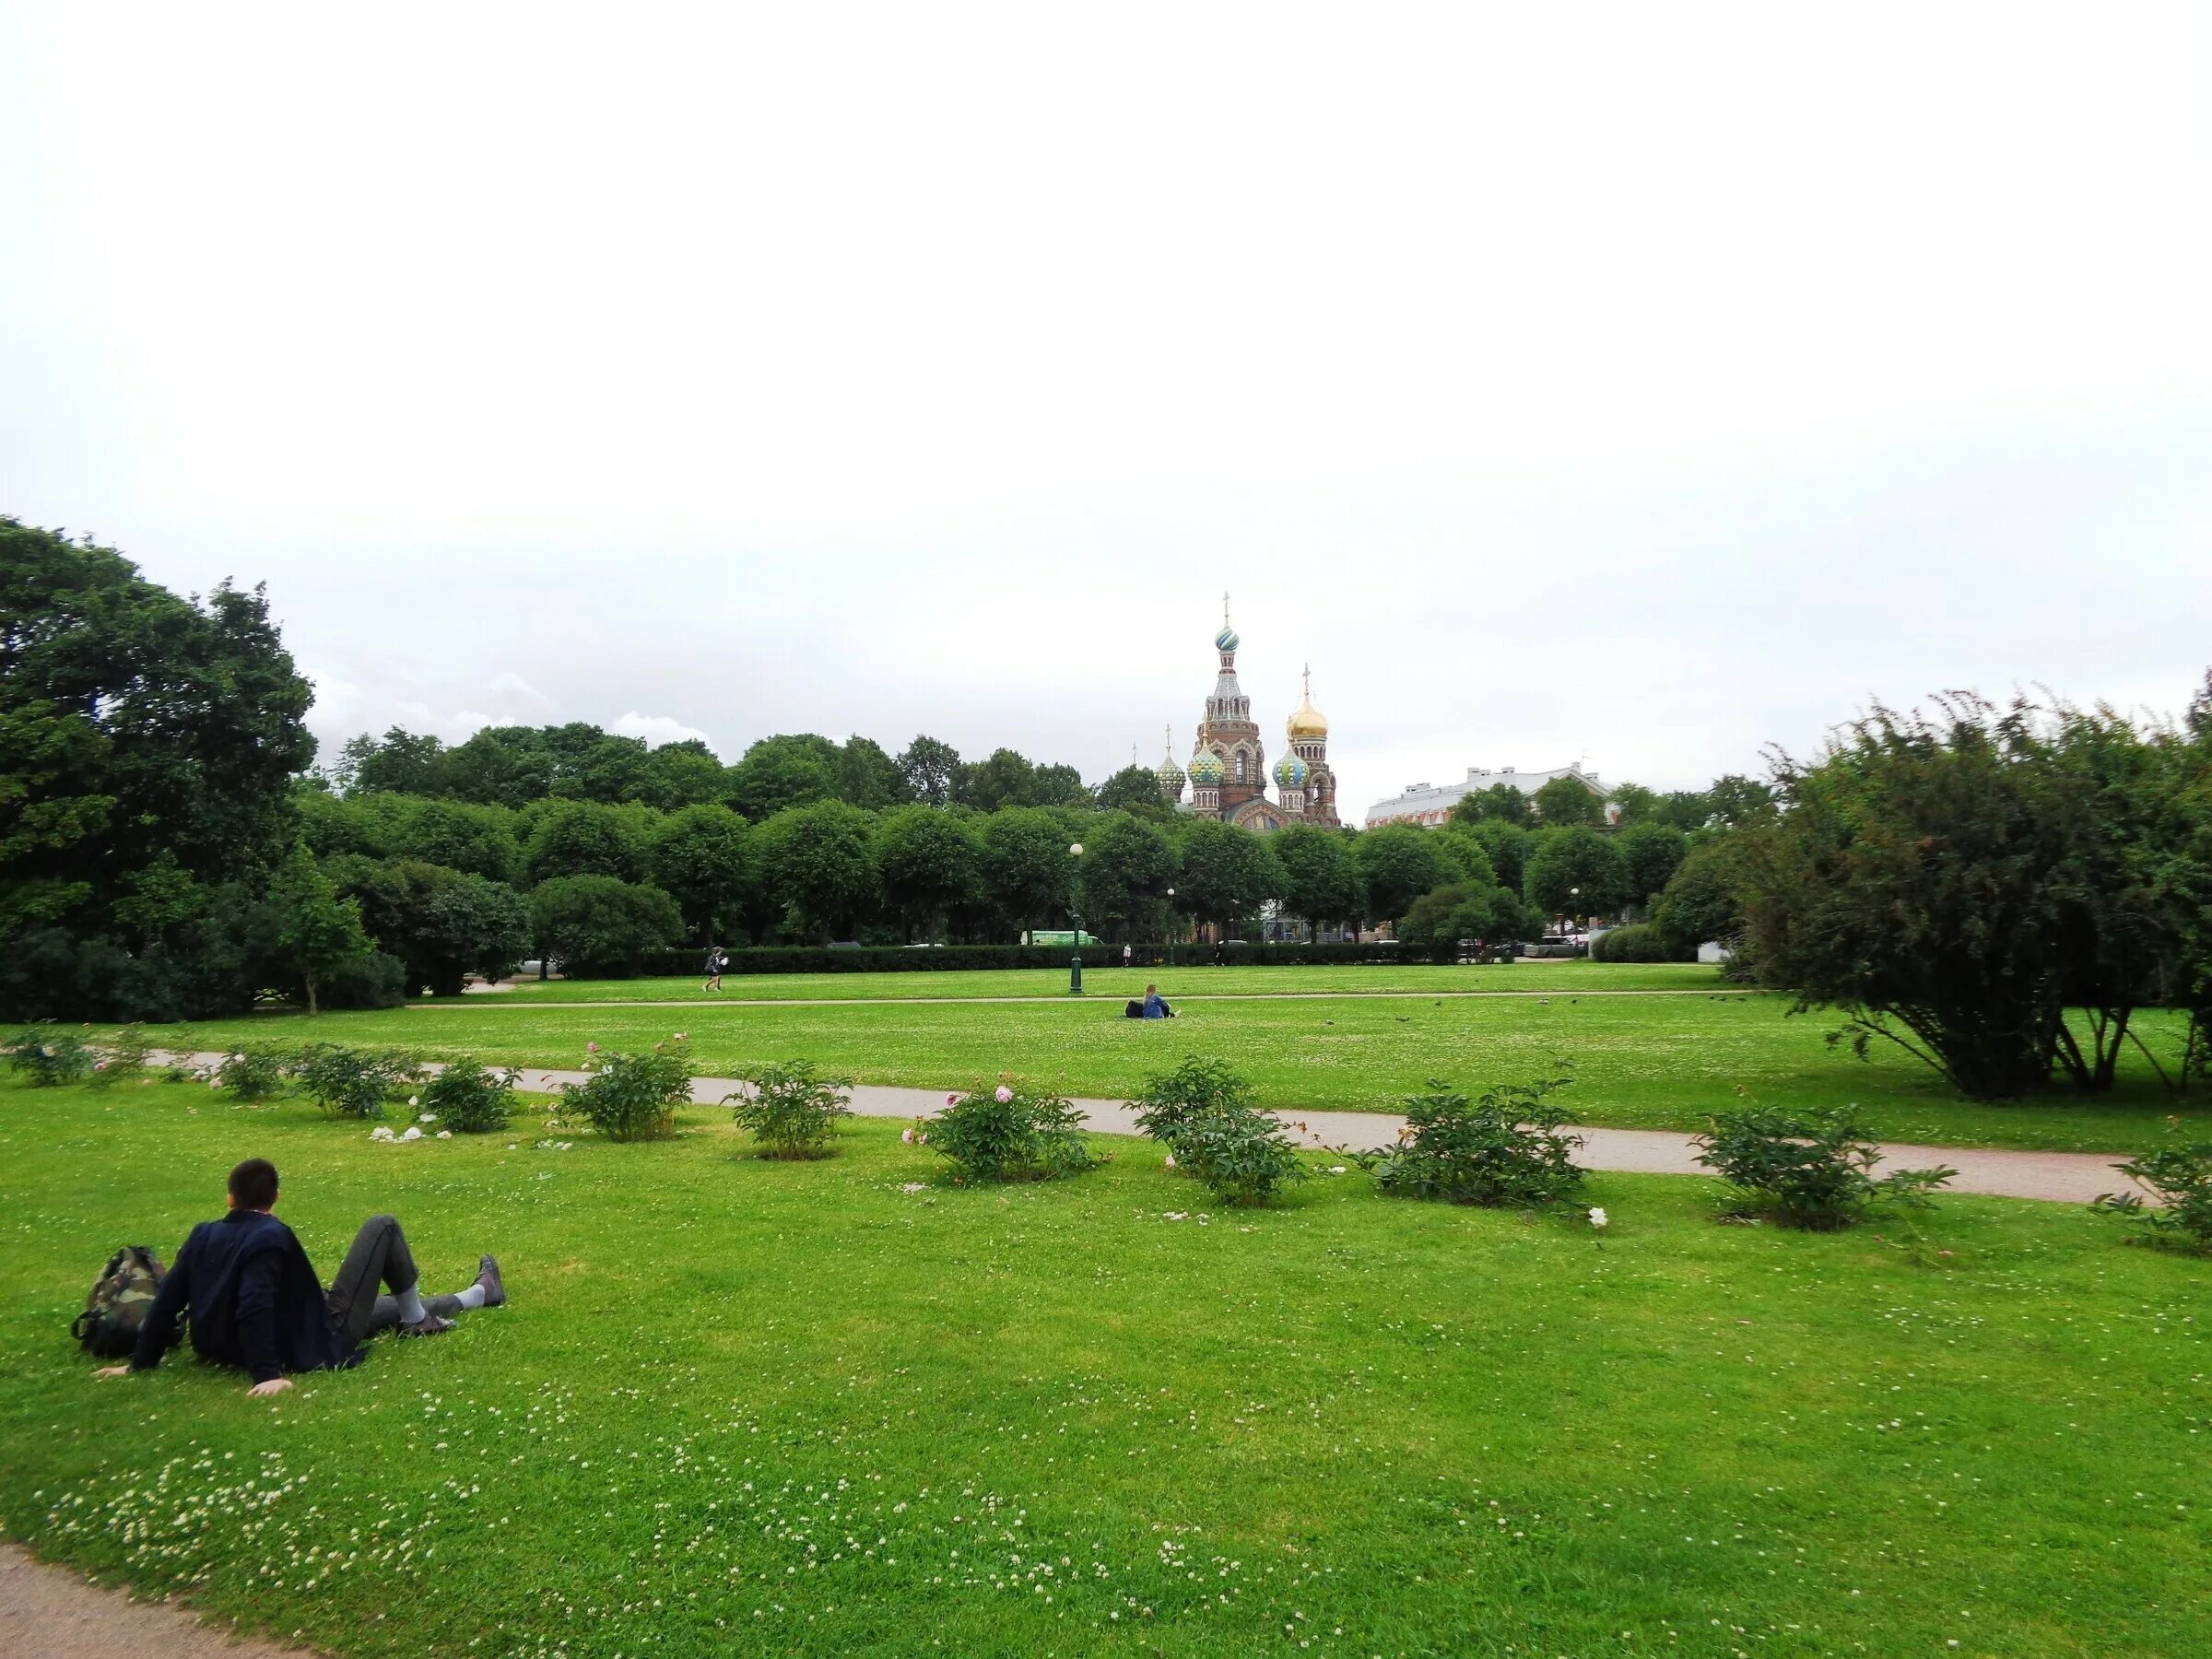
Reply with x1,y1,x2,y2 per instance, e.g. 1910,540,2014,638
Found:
1365,764,1610,829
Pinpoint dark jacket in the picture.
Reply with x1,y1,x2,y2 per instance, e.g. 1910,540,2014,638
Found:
130,1210,359,1382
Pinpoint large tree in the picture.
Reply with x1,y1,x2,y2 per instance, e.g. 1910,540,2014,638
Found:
982,806,1078,939
1271,825,1363,939
530,874,683,979
649,804,751,944
1524,827,1633,919
1618,822,1688,909
895,735,961,806
752,799,880,940
1,519,315,1019
269,843,373,1015
1532,775,1607,828
727,735,839,821
1078,812,1177,940
523,798,653,885
835,736,902,810
332,857,533,996
1354,825,1449,925
959,747,1039,812
874,805,984,939
1095,764,1173,818
1740,693,2207,1098
1175,819,1281,934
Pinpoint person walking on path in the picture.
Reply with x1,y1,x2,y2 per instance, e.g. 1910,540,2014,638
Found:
703,946,727,993
1123,943,1133,969
94,1159,505,1397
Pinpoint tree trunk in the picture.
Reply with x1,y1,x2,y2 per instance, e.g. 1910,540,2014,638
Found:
304,973,320,1017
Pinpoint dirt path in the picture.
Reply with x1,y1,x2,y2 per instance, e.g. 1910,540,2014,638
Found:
0,1544,305,1658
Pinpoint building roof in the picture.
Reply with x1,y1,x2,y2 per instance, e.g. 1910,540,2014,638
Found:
1364,764,1606,828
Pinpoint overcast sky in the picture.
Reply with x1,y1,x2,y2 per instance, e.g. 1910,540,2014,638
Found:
5,4,2207,817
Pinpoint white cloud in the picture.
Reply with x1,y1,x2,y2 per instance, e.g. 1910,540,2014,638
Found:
610,712,715,751
487,672,559,712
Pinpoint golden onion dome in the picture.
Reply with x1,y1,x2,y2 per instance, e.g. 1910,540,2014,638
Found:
1286,692,1328,739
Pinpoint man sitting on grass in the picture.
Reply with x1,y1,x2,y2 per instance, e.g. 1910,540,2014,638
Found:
94,1158,505,1397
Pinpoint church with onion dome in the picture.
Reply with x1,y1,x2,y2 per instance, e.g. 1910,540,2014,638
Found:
1154,597,1341,832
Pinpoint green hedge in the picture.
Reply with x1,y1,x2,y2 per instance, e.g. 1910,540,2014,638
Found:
631,941,1419,977
1588,924,1685,963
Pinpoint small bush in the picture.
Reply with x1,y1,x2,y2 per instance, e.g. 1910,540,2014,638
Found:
1358,1074,1586,1208
2092,1132,2212,1253
562,1040,693,1141
929,1080,1100,1182
1172,1107,1308,1207
726,1060,854,1159
213,1046,291,1102
1695,1100,1955,1230
87,1024,152,1088
294,1043,425,1120
1131,1056,1254,1146
6,1024,95,1086
423,1060,522,1134
1134,1057,1304,1206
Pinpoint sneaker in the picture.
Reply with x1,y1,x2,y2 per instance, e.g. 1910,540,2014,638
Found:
477,1253,505,1309
397,1314,455,1338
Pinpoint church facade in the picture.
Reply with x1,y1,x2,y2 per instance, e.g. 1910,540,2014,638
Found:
1155,601,1340,832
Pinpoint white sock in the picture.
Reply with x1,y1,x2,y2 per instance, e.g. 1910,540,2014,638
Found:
394,1284,426,1324
454,1284,487,1312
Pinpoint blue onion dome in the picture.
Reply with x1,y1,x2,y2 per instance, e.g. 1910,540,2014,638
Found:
1188,750,1225,785
1215,625,1240,653
1274,754,1310,788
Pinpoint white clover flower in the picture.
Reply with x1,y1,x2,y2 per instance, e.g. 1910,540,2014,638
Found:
369,1126,394,1142
1329,1165,1347,1174
900,1182,926,1194
1588,1206,1608,1229
1162,1153,1176,1169
400,1125,422,1141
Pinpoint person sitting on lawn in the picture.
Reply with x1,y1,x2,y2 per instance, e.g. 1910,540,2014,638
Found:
94,1158,504,1398
1141,982,1175,1018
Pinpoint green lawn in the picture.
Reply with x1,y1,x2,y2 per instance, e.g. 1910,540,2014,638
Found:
483,961,1728,1003
162,986,2202,1154
1,1079,2204,1657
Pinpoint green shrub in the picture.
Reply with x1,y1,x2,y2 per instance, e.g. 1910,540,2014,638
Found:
1590,924,1677,963
1359,1074,1586,1208
1131,1056,1254,1147
87,1024,152,1088
1134,1057,1304,1206
1695,1100,1955,1230
727,1060,854,1159
213,1046,291,1102
6,1024,95,1086
1171,1107,1308,1207
561,1040,693,1141
2092,1132,2212,1253
928,1081,1100,1182
294,1043,425,1120
422,1060,522,1134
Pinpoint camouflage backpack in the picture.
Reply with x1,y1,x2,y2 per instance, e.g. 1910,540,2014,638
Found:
72,1245,174,1359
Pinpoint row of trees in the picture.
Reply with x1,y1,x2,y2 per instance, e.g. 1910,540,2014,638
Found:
326,722,1177,821
293,786,1677,964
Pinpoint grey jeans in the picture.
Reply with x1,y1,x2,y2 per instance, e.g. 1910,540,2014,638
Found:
323,1214,463,1349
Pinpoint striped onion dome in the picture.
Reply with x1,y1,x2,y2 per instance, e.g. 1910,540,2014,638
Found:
1274,754,1310,788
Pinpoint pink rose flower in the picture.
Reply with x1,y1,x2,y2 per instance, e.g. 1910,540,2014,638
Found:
586,1041,600,1053
994,1085,1014,1103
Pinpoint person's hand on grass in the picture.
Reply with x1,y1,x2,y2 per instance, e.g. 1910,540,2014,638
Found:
92,1365,133,1380
247,1378,293,1397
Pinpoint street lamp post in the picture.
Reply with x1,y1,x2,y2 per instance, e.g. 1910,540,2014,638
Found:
1569,885,1583,954
1068,841,1085,994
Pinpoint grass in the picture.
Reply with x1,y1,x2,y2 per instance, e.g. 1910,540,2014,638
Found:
1,1077,2206,1657
155,983,2204,1154
477,961,1730,1003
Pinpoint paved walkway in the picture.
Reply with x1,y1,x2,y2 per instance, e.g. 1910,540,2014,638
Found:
0,1544,302,1659
159,1051,2136,1207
